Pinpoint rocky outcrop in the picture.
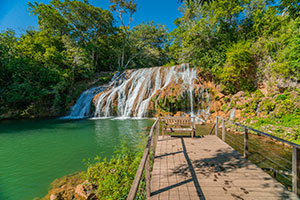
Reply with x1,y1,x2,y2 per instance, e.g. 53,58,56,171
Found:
38,173,97,200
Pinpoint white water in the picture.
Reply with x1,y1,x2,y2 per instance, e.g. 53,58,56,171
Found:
94,64,200,118
60,86,106,119
66,64,210,119
62,72,122,119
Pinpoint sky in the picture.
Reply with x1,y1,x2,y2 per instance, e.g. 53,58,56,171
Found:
0,0,183,36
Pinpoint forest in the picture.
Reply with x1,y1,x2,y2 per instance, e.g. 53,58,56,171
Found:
0,0,299,119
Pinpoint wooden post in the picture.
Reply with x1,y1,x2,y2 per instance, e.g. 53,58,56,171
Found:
215,117,219,137
244,128,248,159
209,123,216,135
222,118,225,141
145,156,151,199
156,119,159,144
292,147,300,195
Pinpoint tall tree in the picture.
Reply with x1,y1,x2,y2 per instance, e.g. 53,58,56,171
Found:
109,0,137,69
29,0,115,71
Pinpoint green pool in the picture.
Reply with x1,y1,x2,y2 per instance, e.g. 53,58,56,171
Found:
0,118,152,200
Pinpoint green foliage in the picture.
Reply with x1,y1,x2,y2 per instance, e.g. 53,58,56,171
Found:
28,0,116,72
279,0,300,19
220,41,256,94
261,99,275,112
275,93,290,102
85,143,142,199
274,99,295,118
126,21,169,68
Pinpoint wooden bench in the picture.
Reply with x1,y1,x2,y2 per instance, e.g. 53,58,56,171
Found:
161,117,196,138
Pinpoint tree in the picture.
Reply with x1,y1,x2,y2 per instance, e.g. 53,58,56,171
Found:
279,0,300,19
109,0,137,69
29,0,116,71
169,0,249,68
179,0,215,5
0,30,17,87
127,22,169,68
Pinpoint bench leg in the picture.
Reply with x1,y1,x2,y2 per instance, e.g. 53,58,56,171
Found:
192,130,195,138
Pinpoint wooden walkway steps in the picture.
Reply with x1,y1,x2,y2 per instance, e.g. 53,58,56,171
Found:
150,135,298,200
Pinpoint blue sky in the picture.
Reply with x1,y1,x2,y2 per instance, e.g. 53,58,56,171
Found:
0,0,183,36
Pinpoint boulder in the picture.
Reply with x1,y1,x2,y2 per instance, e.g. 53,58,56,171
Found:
50,194,58,200
75,181,95,200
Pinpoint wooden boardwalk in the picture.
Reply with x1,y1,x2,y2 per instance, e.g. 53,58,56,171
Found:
150,135,298,200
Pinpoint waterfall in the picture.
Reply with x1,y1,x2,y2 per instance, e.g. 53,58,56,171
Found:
93,64,202,118
61,72,122,119
61,86,106,119
64,64,211,119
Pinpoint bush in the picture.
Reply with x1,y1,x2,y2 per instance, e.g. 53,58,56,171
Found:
274,99,295,118
84,144,143,200
220,41,256,94
275,93,289,102
261,99,276,112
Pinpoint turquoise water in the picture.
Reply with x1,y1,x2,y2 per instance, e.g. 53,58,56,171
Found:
0,118,152,200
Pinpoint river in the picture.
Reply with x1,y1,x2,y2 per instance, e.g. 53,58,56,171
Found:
0,118,152,200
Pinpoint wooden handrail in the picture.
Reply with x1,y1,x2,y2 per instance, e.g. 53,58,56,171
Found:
127,118,160,200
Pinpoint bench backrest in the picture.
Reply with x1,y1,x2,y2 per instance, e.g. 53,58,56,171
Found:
161,116,195,128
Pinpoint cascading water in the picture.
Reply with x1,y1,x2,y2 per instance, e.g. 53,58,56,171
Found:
61,72,122,119
92,64,206,118
61,86,106,119
64,64,211,119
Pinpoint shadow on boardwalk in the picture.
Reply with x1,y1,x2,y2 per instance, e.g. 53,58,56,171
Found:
150,135,298,200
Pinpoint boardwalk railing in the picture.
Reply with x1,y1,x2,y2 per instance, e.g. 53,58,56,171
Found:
212,116,300,195
127,118,160,200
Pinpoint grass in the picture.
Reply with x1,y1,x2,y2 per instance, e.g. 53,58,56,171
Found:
244,114,300,144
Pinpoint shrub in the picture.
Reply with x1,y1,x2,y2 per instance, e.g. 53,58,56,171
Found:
275,93,289,102
84,144,143,200
274,99,295,118
261,99,276,112
220,41,256,94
